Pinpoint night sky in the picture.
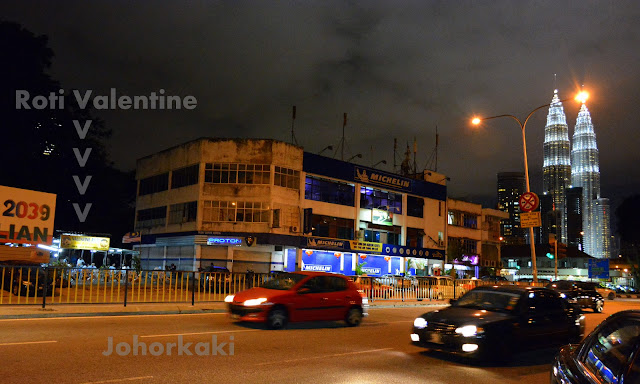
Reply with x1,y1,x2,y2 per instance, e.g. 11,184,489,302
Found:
3,1,639,219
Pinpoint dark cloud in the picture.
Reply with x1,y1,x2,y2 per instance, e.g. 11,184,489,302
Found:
2,0,639,216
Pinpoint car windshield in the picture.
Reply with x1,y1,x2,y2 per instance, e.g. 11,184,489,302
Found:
260,273,307,290
453,290,521,313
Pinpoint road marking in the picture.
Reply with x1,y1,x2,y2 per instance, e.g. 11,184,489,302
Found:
79,376,153,384
140,329,260,338
0,312,222,322
0,340,57,346
255,347,393,366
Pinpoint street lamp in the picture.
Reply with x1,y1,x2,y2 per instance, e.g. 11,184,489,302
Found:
347,153,363,162
372,159,387,168
471,91,588,282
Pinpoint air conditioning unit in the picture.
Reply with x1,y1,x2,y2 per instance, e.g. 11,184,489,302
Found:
438,240,445,247
289,226,298,233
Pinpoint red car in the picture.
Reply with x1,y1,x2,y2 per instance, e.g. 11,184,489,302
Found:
225,271,368,329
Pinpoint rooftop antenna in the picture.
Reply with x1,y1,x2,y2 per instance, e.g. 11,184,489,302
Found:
413,137,417,177
291,106,298,145
393,138,398,172
334,113,348,160
424,125,439,172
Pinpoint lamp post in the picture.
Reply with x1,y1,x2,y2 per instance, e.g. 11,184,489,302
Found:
472,91,588,282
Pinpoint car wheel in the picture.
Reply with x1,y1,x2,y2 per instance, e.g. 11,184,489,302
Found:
608,292,615,300
594,300,604,313
345,307,363,327
267,307,288,329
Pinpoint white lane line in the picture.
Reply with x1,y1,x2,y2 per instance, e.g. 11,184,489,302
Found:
79,376,153,384
140,329,260,338
0,312,222,322
255,347,393,366
0,340,57,346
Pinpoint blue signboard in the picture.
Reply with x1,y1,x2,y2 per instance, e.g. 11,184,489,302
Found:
588,259,610,279
301,250,342,273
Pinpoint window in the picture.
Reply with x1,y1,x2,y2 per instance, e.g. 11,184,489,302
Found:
305,176,355,206
580,318,640,383
171,164,199,189
461,239,478,255
311,215,354,240
407,195,424,218
363,224,401,245
360,187,402,214
168,201,197,224
204,163,270,185
527,290,564,312
274,166,300,190
139,173,169,195
406,227,424,248
448,210,478,229
136,206,167,228
202,200,270,223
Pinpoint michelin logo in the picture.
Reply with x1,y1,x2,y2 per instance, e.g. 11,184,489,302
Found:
303,264,332,272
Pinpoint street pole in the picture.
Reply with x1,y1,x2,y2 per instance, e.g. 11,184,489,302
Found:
555,238,558,280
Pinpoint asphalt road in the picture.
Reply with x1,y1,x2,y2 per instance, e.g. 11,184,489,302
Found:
1,300,640,384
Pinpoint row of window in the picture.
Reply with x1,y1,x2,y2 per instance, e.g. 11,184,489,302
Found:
139,163,301,196
202,200,270,223
304,176,425,218
136,201,199,229
448,210,478,229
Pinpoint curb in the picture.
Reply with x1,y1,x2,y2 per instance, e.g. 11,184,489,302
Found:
0,301,447,319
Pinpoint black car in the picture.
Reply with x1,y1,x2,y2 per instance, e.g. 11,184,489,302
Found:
551,310,640,383
546,280,605,313
410,285,585,361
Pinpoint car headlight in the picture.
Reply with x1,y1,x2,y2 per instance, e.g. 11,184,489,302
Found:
224,295,234,303
455,325,483,337
414,317,427,329
243,298,269,306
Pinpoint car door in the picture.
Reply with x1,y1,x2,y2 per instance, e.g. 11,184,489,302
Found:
292,276,330,322
519,290,569,347
321,276,351,320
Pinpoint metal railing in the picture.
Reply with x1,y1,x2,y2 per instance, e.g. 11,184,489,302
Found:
1,265,546,307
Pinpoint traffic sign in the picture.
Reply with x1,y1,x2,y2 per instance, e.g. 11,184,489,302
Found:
519,192,539,212
520,211,541,228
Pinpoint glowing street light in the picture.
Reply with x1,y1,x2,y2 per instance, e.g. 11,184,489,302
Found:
471,90,588,282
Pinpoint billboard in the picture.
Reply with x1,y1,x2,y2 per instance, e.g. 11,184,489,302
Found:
588,259,610,279
0,185,56,245
60,235,110,251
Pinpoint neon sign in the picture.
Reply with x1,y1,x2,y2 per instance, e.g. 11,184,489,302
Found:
207,237,242,245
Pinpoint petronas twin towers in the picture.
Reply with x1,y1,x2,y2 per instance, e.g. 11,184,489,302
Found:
542,90,610,258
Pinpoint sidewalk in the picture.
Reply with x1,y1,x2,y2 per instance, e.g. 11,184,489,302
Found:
0,299,448,320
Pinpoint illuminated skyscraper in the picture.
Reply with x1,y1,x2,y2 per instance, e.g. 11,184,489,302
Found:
542,90,571,243
571,102,610,258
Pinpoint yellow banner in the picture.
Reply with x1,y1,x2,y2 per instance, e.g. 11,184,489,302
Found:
349,240,383,253
60,235,110,251
520,211,541,228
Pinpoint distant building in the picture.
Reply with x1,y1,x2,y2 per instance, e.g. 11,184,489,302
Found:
565,187,583,249
571,102,610,258
496,172,526,245
542,90,571,244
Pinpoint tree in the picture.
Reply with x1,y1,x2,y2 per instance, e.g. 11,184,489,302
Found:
1,21,135,245
616,195,640,287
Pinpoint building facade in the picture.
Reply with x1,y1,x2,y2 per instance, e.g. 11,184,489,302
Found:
134,138,449,277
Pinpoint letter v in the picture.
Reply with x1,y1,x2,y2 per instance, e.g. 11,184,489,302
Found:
73,120,92,139
73,148,92,167
72,203,92,223
73,175,92,195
